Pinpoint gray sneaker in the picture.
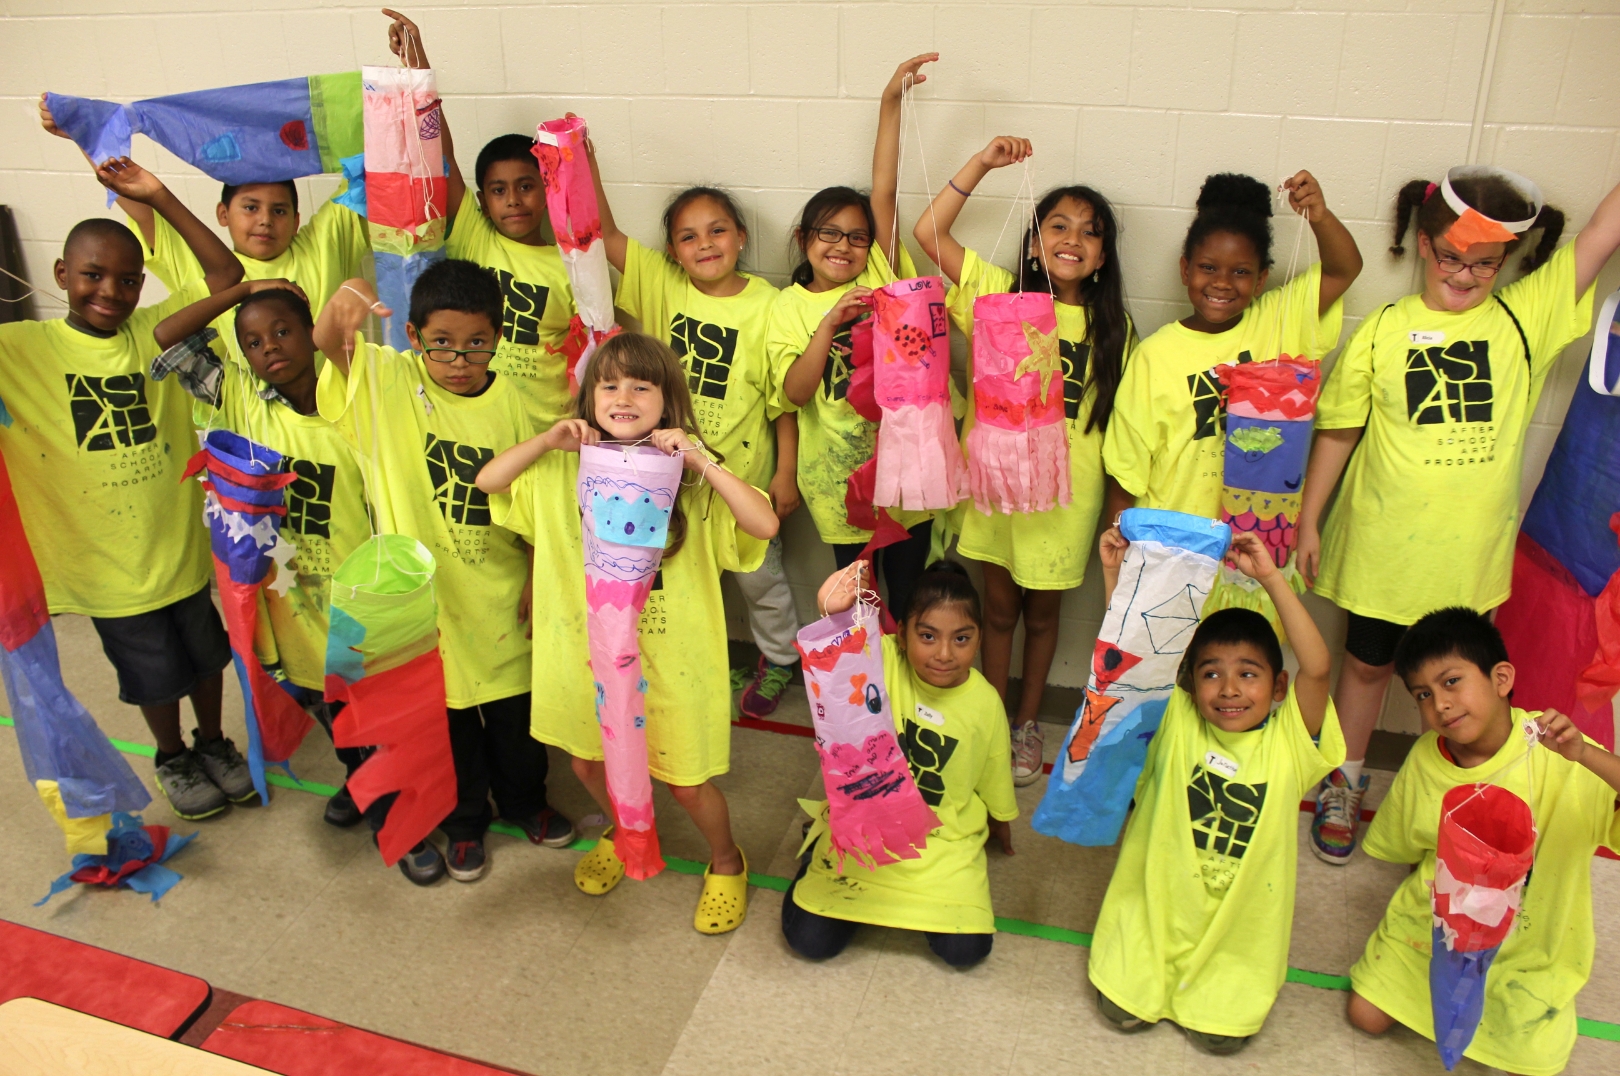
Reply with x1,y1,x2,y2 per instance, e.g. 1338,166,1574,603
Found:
1185,1029,1251,1055
154,751,229,821
192,733,259,804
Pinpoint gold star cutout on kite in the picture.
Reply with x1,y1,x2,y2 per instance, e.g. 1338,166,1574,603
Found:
1015,319,1062,404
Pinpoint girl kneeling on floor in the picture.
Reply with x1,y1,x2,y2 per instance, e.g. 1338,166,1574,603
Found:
476,332,779,935
783,561,1019,968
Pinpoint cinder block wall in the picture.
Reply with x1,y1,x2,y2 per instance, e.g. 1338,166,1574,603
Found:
4,1,1618,732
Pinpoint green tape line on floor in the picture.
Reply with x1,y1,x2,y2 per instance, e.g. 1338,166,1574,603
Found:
5,715,1620,1044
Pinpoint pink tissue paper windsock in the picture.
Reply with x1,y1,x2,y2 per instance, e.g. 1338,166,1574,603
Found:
533,116,618,388
795,603,940,870
578,443,685,880
870,276,969,511
964,291,1070,515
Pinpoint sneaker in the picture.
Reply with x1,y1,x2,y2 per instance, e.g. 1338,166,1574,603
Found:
397,840,446,886
511,807,577,848
192,732,258,804
739,655,795,720
324,784,363,828
1311,766,1371,866
446,838,487,882
154,751,229,821
1011,719,1045,787
1185,1029,1251,1056
1097,991,1150,1033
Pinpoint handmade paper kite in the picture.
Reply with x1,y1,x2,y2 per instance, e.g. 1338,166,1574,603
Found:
36,812,197,906
1437,165,1545,252
1429,781,1535,1070
869,276,969,511
578,443,685,879
45,74,363,204
363,66,448,350
184,430,313,804
1,396,151,858
1033,508,1230,846
964,291,1069,515
795,602,939,869
1204,358,1320,633
1497,286,1620,750
325,534,455,866
533,116,619,387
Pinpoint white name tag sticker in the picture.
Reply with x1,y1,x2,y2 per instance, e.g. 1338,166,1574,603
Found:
1204,751,1239,779
1409,330,1445,345
915,703,945,728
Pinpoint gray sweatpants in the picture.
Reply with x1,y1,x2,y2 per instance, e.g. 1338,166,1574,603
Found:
732,536,800,666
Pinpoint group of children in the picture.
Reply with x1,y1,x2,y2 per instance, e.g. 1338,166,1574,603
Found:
5,15,1620,1072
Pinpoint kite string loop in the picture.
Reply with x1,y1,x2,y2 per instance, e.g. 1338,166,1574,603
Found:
1268,179,1311,359
892,72,939,274
0,264,66,307
1439,716,1543,859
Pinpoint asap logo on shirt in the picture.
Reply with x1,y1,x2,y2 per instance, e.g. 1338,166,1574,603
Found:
1404,339,1494,425
1059,340,1091,422
670,314,739,401
1187,763,1268,860
66,373,157,451
821,324,854,402
494,269,550,348
424,434,494,526
283,458,337,539
1187,351,1254,440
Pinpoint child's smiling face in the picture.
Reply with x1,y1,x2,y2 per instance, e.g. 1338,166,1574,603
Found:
1404,654,1515,752
217,183,299,262
903,602,979,689
55,234,144,333
592,373,665,442
1189,641,1287,733
801,204,872,289
478,159,548,244
667,196,745,287
1031,196,1106,291
1181,231,1268,332
1418,232,1508,314
407,310,499,396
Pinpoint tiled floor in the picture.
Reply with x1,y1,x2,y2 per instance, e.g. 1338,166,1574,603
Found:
4,613,1618,1075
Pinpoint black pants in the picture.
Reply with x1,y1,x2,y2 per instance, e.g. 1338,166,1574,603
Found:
304,695,368,778
833,521,933,624
442,692,550,842
780,861,992,968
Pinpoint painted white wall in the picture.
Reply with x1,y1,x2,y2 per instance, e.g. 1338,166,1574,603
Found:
4,0,1618,733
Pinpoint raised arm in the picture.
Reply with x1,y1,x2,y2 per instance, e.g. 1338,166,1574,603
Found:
97,158,242,294
582,129,628,273
913,137,1032,283
312,277,389,375
39,94,157,248
1283,170,1362,316
386,9,466,221
1537,710,1620,794
154,278,306,350
1295,427,1362,587
871,53,937,267
1574,175,1620,297
1230,532,1331,734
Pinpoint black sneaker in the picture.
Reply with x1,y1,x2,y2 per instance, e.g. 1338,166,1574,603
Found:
1185,1029,1251,1056
324,784,363,828
1097,992,1150,1033
192,733,259,804
511,807,577,848
446,838,487,882
397,840,446,886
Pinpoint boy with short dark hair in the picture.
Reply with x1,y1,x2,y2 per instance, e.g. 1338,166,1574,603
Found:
0,157,247,821
1088,529,1343,1055
1349,607,1620,1076
311,260,573,886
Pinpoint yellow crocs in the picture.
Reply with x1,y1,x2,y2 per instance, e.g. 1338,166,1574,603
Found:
694,848,749,935
574,829,626,895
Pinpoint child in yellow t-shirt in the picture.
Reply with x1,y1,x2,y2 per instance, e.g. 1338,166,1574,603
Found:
1348,608,1620,1076
1087,529,1342,1055
0,158,246,822
1297,167,1620,868
913,134,1136,787
151,281,372,828
1102,171,1359,519
784,560,1018,968
768,53,935,619
585,156,800,719
476,333,779,934
313,263,575,888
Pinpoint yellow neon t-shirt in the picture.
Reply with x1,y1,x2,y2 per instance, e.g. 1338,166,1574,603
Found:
766,243,931,543
195,368,369,691
316,341,532,708
791,634,1019,934
1313,243,1594,623
617,238,785,491
0,283,213,617
445,206,578,433
491,450,765,784
1103,264,1343,518
1350,715,1620,1076
1088,685,1344,1037
945,248,1134,589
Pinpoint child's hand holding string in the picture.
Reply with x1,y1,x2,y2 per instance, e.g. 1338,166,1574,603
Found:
312,279,390,373
883,53,939,101
817,560,866,617
543,418,597,454
1535,710,1588,764
821,288,872,332
1282,170,1327,222
384,9,430,69
1227,531,1280,585
978,136,1032,171
651,428,702,464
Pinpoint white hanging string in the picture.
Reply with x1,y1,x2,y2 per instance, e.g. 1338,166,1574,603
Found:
890,72,939,275
1440,716,1543,859
1268,180,1311,360
0,264,66,307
